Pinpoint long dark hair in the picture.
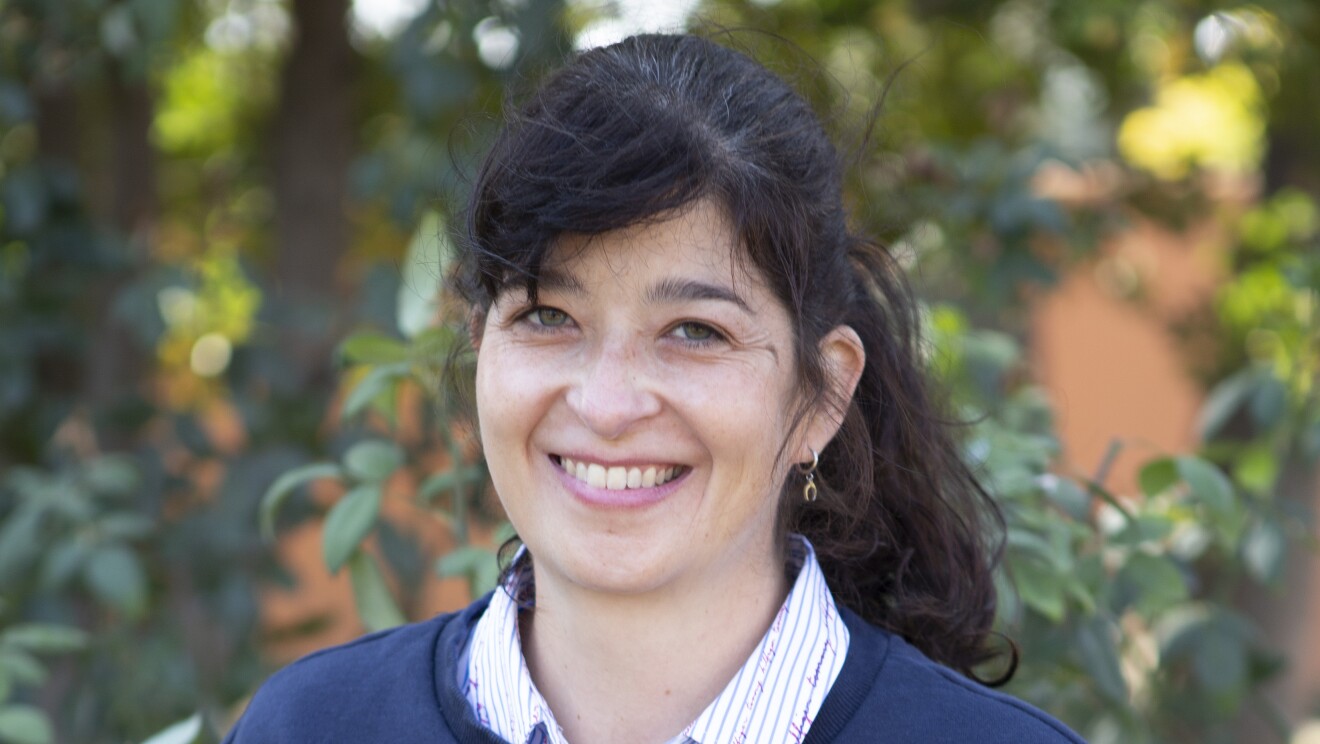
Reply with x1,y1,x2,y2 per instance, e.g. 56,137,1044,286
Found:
454,33,1012,683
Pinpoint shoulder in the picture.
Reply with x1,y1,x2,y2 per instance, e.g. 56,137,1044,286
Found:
222,596,492,743
811,608,1086,744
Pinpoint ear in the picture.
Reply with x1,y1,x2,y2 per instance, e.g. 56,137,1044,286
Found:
799,324,865,461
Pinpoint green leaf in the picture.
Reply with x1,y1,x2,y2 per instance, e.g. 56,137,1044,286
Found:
0,648,46,685
1193,623,1247,698
98,514,155,541
1011,558,1066,622
1046,477,1090,521
1114,553,1188,616
322,485,382,574
397,210,449,339
1111,515,1174,546
436,545,502,596
348,552,406,632
1241,518,1286,585
342,363,410,421
0,625,88,654
343,440,404,484
1176,457,1234,515
1248,375,1287,430
1075,617,1128,705
260,463,342,542
83,544,147,617
418,465,486,502
39,540,88,590
1197,370,1253,440
340,333,410,365
0,704,52,744
1138,457,1178,498
138,712,202,744
80,456,140,497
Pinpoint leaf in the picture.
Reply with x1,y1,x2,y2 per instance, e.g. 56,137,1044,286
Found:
0,625,88,654
1111,515,1174,546
341,363,410,421
1114,553,1188,616
418,465,486,502
1248,375,1287,430
348,552,406,632
98,514,155,541
39,540,87,590
138,712,202,744
1010,558,1066,623
1241,518,1286,585
0,648,46,685
1138,457,1178,498
1074,617,1128,705
321,485,382,574
1197,369,1253,440
397,210,449,339
80,456,140,497
435,545,502,596
0,704,52,744
83,544,147,617
1176,457,1234,515
260,463,342,541
1193,623,1247,698
340,333,410,365
343,440,404,484
1046,477,1090,521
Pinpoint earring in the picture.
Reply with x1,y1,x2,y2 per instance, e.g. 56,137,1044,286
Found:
797,448,819,502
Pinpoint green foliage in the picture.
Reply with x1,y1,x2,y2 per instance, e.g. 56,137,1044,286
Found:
0,620,88,744
0,0,1317,742
931,308,1297,741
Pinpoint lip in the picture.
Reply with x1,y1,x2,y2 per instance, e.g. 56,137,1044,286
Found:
548,454,689,509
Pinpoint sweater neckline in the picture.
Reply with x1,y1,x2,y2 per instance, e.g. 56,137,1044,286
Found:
430,595,892,743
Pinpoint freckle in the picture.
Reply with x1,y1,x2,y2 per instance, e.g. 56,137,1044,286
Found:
665,689,672,696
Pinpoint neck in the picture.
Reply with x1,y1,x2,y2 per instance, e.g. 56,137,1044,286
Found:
521,547,788,744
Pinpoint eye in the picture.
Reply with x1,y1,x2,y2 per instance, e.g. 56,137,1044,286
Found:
671,321,721,343
529,307,569,327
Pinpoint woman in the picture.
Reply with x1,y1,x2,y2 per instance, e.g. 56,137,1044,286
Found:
226,34,1084,743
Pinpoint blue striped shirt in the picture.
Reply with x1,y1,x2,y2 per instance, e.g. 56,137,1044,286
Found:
462,536,849,744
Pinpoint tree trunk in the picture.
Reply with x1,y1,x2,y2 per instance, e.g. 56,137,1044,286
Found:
270,0,354,383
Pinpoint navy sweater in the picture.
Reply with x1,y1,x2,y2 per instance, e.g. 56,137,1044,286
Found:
223,594,1085,742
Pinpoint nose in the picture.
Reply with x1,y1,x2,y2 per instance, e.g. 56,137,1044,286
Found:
565,336,662,440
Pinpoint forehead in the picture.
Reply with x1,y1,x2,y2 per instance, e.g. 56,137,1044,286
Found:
539,200,765,296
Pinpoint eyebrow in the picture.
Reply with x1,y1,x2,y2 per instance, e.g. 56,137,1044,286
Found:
645,277,751,314
533,268,751,314
532,268,586,294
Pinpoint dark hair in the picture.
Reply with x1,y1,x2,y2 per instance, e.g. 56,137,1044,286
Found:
455,33,1013,683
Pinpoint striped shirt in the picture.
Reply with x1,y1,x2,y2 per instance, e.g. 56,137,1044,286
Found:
462,535,850,744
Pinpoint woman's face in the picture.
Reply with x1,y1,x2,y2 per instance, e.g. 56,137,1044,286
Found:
474,200,811,597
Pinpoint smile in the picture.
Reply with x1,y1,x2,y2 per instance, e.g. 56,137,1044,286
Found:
553,456,686,490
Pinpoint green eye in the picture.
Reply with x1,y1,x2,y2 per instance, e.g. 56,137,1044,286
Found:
675,322,715,341
533,307,568,326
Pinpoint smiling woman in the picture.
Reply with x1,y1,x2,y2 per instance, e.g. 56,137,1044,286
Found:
224,34,1086,743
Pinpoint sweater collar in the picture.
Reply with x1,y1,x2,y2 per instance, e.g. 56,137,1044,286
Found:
458,535,849,744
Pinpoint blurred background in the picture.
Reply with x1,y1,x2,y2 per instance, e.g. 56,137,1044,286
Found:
0,0,1317,742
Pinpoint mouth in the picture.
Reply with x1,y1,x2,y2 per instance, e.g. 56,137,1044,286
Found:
551,455,688,490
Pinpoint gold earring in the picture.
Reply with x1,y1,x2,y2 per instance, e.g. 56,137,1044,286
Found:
797,448,819,502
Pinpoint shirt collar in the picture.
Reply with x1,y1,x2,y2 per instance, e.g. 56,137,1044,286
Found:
462,536,850,744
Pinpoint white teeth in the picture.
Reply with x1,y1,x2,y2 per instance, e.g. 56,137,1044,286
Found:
558,457,680,490
606,466,627,490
